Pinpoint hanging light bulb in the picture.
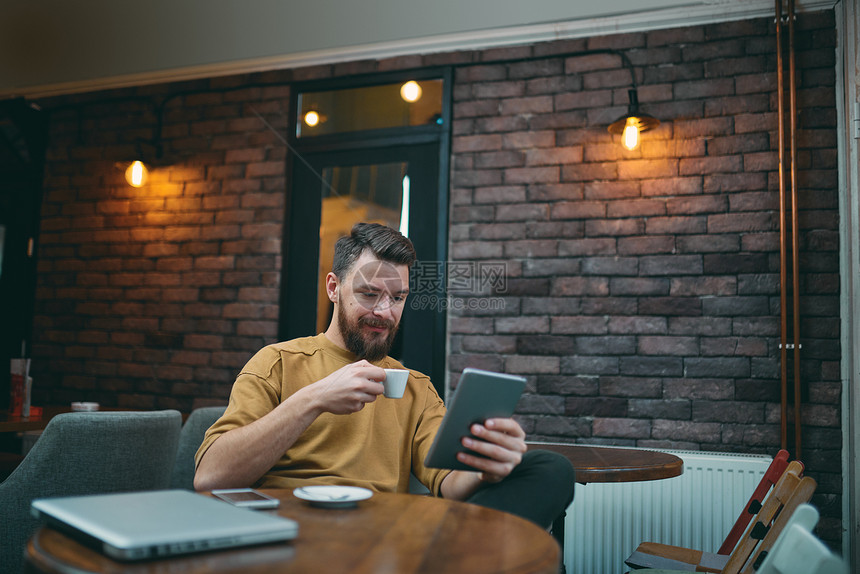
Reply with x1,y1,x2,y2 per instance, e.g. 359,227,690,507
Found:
622,117,641,151
304,110,321,127
608,89,659,151
125,160,149,187
400,81,422,103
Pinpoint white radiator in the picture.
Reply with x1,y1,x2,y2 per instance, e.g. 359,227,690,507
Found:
562,449,773,574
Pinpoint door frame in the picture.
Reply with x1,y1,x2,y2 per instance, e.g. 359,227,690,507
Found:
279,69,452,393
838,0,860,567
0,99,47,411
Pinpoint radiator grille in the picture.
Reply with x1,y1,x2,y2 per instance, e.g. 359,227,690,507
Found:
562,449,772,574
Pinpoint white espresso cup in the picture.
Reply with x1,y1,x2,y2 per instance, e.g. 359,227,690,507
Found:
382,369,409,398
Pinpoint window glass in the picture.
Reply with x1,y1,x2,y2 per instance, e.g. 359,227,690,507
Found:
297,79,443,137
316,161,410,332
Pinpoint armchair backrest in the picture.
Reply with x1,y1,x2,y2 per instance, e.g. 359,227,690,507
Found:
170,405,227,490
0,409,182,574
755,503,847,574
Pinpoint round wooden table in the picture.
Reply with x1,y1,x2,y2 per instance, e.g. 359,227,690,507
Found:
527,441,684,572
26,489,560,574
527,442,684,484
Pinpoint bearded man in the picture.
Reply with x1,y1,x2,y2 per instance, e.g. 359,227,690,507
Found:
195,223,574,528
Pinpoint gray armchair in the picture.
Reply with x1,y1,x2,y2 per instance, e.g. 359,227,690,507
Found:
170,405,227,490
0,409,182,574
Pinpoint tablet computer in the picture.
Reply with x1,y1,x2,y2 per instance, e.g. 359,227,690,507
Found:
424,368,526,471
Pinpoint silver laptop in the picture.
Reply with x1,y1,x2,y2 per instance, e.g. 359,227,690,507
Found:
31,489,298,561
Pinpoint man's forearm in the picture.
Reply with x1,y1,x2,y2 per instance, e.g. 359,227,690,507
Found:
193,388,321,491
439,469,483,501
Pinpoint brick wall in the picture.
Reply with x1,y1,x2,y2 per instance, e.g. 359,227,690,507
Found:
446,11,841,542
30,11,840,544
34,79,293,410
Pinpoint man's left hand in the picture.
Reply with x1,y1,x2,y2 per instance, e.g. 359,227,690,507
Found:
456,417,527,483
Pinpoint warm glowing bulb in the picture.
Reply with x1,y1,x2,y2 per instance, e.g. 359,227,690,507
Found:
304,110,320,127
622,118,641,150
125,161,149,187
400,81,422,103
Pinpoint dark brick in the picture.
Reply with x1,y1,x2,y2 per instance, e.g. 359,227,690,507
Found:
522,297,582,315
651,420,722,442
517,335,576,355
506,355,560,375
532,416,593,438
580,297,638,315
581,257,638,276
585,219,644,237
608,316,668,334
677,234,740,253
461,335,517,353
639,336,699,356
701,337,768,357
593,417,652,438
552,316,608,335
645,216,707,235
559,237,617,256
551,277,609,297
619,357,683,377
561,356,619,376
566,397,628,417
640,297,703,316
537,375,599,396
701,296,770,316
692,400,765,423
663,378,734,400
735,378,781,401
733,317,779,336
640,255,703,276
522,258,580,277
576,336,636,355
685,357,751,378
610,278,670,296
669,276,736,297
617,235,675,255
737,274,779,294
552,201,607,220
629,399,692,420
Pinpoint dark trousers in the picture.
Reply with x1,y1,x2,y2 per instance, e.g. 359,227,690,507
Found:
465,449,575,529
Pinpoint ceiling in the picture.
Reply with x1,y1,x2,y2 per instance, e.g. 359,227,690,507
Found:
0,0,837,99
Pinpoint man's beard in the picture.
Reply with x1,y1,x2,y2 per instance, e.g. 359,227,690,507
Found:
338,312,399,362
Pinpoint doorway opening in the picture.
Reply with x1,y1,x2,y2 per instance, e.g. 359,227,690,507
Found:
280,71,451,394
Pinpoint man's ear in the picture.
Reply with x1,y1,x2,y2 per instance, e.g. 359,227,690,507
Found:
324,272,339,303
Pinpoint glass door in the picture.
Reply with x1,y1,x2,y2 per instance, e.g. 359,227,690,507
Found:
282,143,446,391
315,159,411,335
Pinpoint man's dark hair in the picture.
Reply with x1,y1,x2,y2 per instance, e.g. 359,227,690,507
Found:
332,223,417,277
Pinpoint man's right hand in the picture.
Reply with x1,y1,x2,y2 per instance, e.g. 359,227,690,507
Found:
306,360,386,415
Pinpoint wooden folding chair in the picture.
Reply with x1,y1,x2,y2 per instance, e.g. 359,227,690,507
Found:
625,460,816,574
718,449,791,555
734,471,817,574
624,451,793,570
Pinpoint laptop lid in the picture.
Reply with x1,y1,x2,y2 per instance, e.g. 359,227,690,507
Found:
31,489,298,561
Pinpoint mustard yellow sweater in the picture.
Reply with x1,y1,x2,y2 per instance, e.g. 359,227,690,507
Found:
196,334,452,495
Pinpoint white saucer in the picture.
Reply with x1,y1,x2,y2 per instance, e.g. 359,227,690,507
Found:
293,486,373,508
